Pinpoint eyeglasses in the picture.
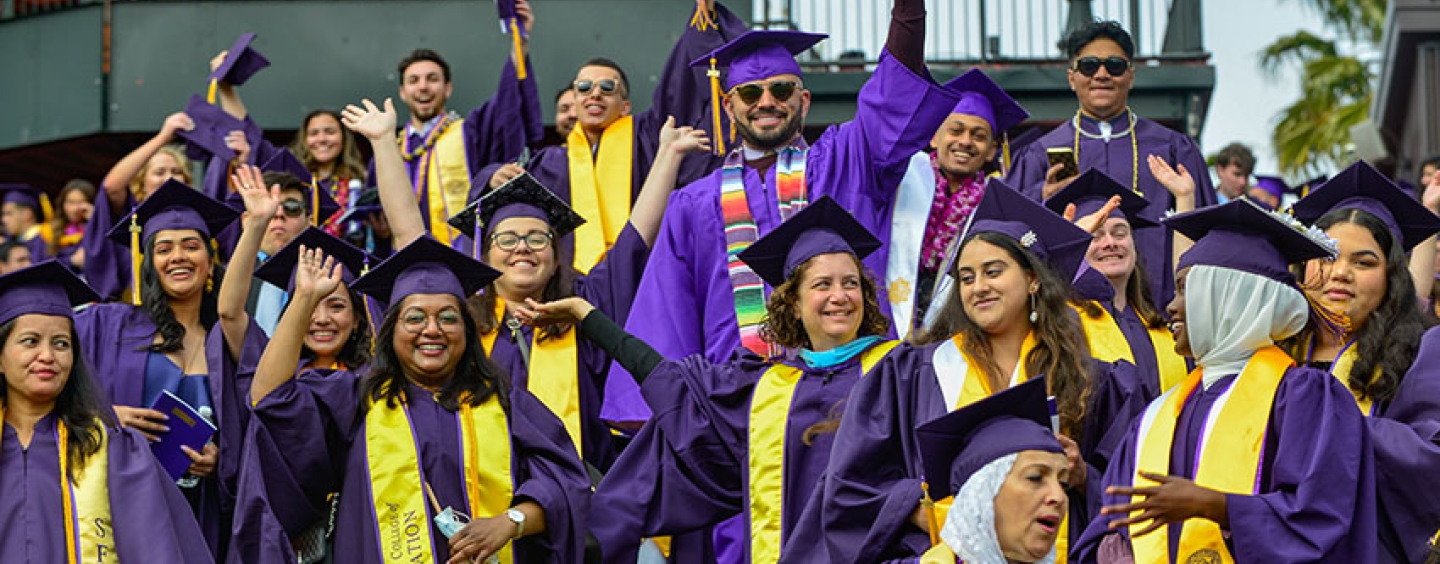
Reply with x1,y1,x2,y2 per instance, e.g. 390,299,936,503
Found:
1071,56,1131,78
574,79,620,96
730,81,800,105
279,200,307,218
491,230,553,252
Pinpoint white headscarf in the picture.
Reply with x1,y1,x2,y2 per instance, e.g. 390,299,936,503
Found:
939,453,1058,564
1184,265,1308,386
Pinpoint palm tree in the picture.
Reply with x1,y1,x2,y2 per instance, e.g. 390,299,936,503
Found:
1260,0,1387,177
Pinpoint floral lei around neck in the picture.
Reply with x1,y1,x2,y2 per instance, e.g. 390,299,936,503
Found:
399,111,462,162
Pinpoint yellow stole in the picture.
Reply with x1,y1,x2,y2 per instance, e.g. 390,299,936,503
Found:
1072,302,1133,364
1148,327,1188,394
1130,346,1293,564
400,119,470,246
0,408,114,563
364,391,514,564
918,543,958,564
1328,340,1376,416
566,117,634,274
748,340,899,563
481,298,583,457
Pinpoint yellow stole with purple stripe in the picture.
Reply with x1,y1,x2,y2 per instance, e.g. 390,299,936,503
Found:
748,339,899,562
0,407,114,563
567,117,634,274
1129,346,1292,564
481,298,583,457
720,143,809,357
398,113,469,246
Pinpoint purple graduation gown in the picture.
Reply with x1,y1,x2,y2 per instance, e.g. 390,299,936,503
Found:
78,187,132,301
233,371,590,564
591,342,884,562
1005,114,1217,311
0,414,213,563
1071,367,1378,563
604,50,963,424
1103,300,1171,403
487,222,648,471
1369,326,1440,563
781,340,1142,563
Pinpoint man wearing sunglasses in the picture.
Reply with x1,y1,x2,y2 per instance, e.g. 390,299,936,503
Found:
1005,20,1216,311
485,1,745,276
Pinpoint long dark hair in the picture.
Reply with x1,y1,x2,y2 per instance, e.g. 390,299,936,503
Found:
281,285,373,369
139,232,222,353
914,231,1094,441
1284,208,1431,404
362,295,510,413
760,253,890,350
0,318,115,475
469,230,579,341
1124,252,1166,328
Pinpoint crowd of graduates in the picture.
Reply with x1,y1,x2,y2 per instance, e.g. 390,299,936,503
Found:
3,0,1440,563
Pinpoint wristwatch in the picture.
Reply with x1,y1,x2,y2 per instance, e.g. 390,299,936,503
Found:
505,508,526,539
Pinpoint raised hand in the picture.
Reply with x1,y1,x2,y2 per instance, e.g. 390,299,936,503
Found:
160,112,196,140
513,297,595,327
225,130,252,164
231,164,282,221
515,0,535,36
1063,195,1122,235
209,50,230,74
341,98,398,142
659,116,712,156
1148,155,1195,201
293,245,343,300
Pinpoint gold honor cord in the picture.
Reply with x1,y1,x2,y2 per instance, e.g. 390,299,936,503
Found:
1072,107,1139,192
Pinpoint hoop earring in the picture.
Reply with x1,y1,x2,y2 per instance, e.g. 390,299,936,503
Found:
1028,292,1039,324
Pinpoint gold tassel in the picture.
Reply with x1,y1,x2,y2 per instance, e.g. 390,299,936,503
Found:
129,213,142,306
311,177,321,227
1303,287,1350,342
510,19,527,81
920,482,941,547
206,78,219,105
689,4,713,31
1001,132,1013,176
707,57,725,156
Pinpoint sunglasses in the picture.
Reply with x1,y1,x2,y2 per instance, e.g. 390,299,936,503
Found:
574,79,620,96
1071,56,1131,77
491,230,553,252
279,199,307,218
730,81,799,105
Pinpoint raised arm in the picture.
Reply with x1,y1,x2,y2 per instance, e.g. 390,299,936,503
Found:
629,116,711,246
343,98,427,248
251,247,343,404
1410,170,1439,301
1148,154,1197,272
209,50,249,120
219,164,281,360
102,112,193,208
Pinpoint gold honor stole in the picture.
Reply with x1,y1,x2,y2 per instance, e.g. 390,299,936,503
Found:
1072,301,1187,394
399,117,470,246
567,116,635,274
748,340,900,563
1149,327,1188,394
1130,346,1292,564
365,393,515,564
0,406,114,563
482,298,583,457
1328,340,1376,416
918,543,958,564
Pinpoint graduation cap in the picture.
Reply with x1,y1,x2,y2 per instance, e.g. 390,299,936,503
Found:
0,183,52,223
1290,160,1440,251
338,187,383,225
942,69,1029,175
447,172,585,246
960,179,1094,282
258,149,340,226
351,236,501,305
1044,169,1157,228
253,227,371,291
1167,197,1338,286
208,33,270,102
1249,175,1289,209
916,377,1062,498
690,30,828,155
105,180,240,305
735,196,881,288
495,0,528,80
177,94,247,163
0,260,100,327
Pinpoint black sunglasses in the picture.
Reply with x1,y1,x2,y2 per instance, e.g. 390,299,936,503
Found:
574,79,620,96
730,81,799,105
279,199,306,218
1071,56,1131,78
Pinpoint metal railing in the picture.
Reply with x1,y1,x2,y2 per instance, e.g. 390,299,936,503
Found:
753,0,1182,63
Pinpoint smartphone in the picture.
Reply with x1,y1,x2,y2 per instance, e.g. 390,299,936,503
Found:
1046,147,1079,182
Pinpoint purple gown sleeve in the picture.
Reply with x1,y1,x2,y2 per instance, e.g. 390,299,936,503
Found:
575,222,650,329
1371,327,1440,563
23,236,49,262
508,388,593,563
250,371,363,514
1004,141,1051,198
463,57,542,202
80,186,132,301
108,425,216,563
205,319,266,514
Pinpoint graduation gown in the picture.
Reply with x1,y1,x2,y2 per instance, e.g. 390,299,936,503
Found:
781,340,1141,564
232,371,590,564
1071,366,1377,563
1005,113,1217,310
78,188,132,301
604,49,963,424
0,414,213,563
1100,300,1186,404
486,223,648,471
591,340,895,563
1367,326,1440,563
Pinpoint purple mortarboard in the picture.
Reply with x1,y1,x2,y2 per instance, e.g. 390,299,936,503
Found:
0,260,100,327
338,187,383,225
960,179,1094,282
1252,175,1288,199
449,172,585,240
1044,169,1157,228
178,94,246,163
209,33,270,89
944,68,1030,135
735,196,882,288
106,180,239,245
690,30,827,90
1292,160,1440,251
916,377,1062,497
253,227,371,291
0,183,50,219
1167,197,1337,286
351,236,500,305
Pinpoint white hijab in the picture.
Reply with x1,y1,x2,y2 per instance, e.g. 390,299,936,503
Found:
939,453,1058,564
1184,265,1308,386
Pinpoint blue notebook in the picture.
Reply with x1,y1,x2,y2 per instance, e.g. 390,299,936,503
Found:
148,391,217,481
